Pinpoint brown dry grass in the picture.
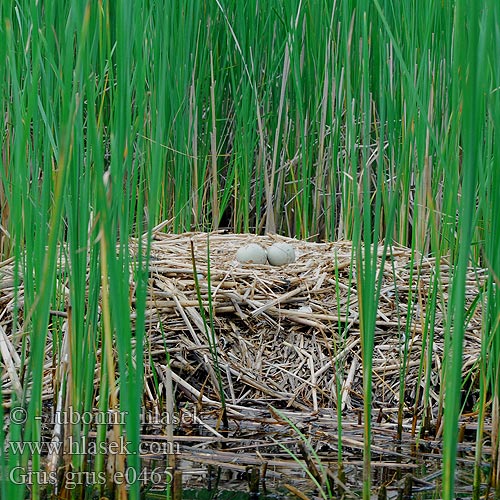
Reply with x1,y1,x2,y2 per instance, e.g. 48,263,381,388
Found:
0,232,485,420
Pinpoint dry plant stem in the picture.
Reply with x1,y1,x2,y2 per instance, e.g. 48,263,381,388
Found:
46,320,69,476
100,229,126,500
0,324,22,399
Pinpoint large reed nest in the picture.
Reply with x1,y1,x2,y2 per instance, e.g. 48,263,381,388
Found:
136,232,484,421
0,232,485,421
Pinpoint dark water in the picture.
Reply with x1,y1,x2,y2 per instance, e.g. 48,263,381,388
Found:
32,407,493,499
140,456,491,499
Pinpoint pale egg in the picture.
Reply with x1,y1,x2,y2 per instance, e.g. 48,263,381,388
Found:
236,243,268,264
267,242,296,266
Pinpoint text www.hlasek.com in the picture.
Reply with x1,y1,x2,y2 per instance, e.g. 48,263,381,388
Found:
8,435,179,456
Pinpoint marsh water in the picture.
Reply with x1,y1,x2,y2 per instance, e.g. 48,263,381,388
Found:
33,405,492,499
137,409,492,499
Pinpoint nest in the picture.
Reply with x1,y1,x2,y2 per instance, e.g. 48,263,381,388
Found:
0,232,485,422
136,232,484,420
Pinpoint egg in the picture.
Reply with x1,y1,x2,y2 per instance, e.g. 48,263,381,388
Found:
267,242,296,266
236,243,268,264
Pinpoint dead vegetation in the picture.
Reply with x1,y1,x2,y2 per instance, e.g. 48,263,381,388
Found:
0,232,487,495
0,232,485,416
135,232,484,421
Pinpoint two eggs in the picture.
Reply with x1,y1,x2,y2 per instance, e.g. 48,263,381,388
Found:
236,242,296,266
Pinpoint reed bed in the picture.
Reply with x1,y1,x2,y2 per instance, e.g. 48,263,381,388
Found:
1,0,499,498
0,231,489,497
